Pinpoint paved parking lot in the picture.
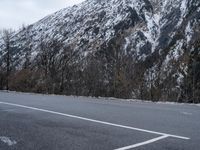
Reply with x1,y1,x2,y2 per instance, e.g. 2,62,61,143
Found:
0,91,199,150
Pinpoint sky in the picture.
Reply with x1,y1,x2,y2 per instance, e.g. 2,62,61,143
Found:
0,0,84,30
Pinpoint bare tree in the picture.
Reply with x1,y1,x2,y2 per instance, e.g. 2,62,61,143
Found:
1,29,13,90
23,31,32,69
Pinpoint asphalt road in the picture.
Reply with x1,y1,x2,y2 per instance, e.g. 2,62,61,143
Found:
0,91,199,150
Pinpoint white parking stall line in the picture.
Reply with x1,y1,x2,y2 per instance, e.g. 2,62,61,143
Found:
0,102,190,143
115,135,169,150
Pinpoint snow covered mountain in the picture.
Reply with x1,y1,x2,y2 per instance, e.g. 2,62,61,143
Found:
0,0,200,102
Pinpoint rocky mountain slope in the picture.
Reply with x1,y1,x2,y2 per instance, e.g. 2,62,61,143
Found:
0,0,200,102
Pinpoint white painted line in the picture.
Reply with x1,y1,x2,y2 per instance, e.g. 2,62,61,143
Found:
115,135,169,150
0,136,17,146
0,101,190,140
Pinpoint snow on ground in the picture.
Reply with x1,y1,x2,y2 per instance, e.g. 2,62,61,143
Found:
185,21,193,44
1,90,199,107
0,136,17,146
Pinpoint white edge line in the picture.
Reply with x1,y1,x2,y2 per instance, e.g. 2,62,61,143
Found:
114,135,169,150
0,101,190,140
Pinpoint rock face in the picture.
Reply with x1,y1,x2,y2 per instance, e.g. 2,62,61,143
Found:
0,0,200,102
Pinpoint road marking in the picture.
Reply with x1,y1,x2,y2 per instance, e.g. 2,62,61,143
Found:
115,135,169,150
0,101,190,141
0,136,17,146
